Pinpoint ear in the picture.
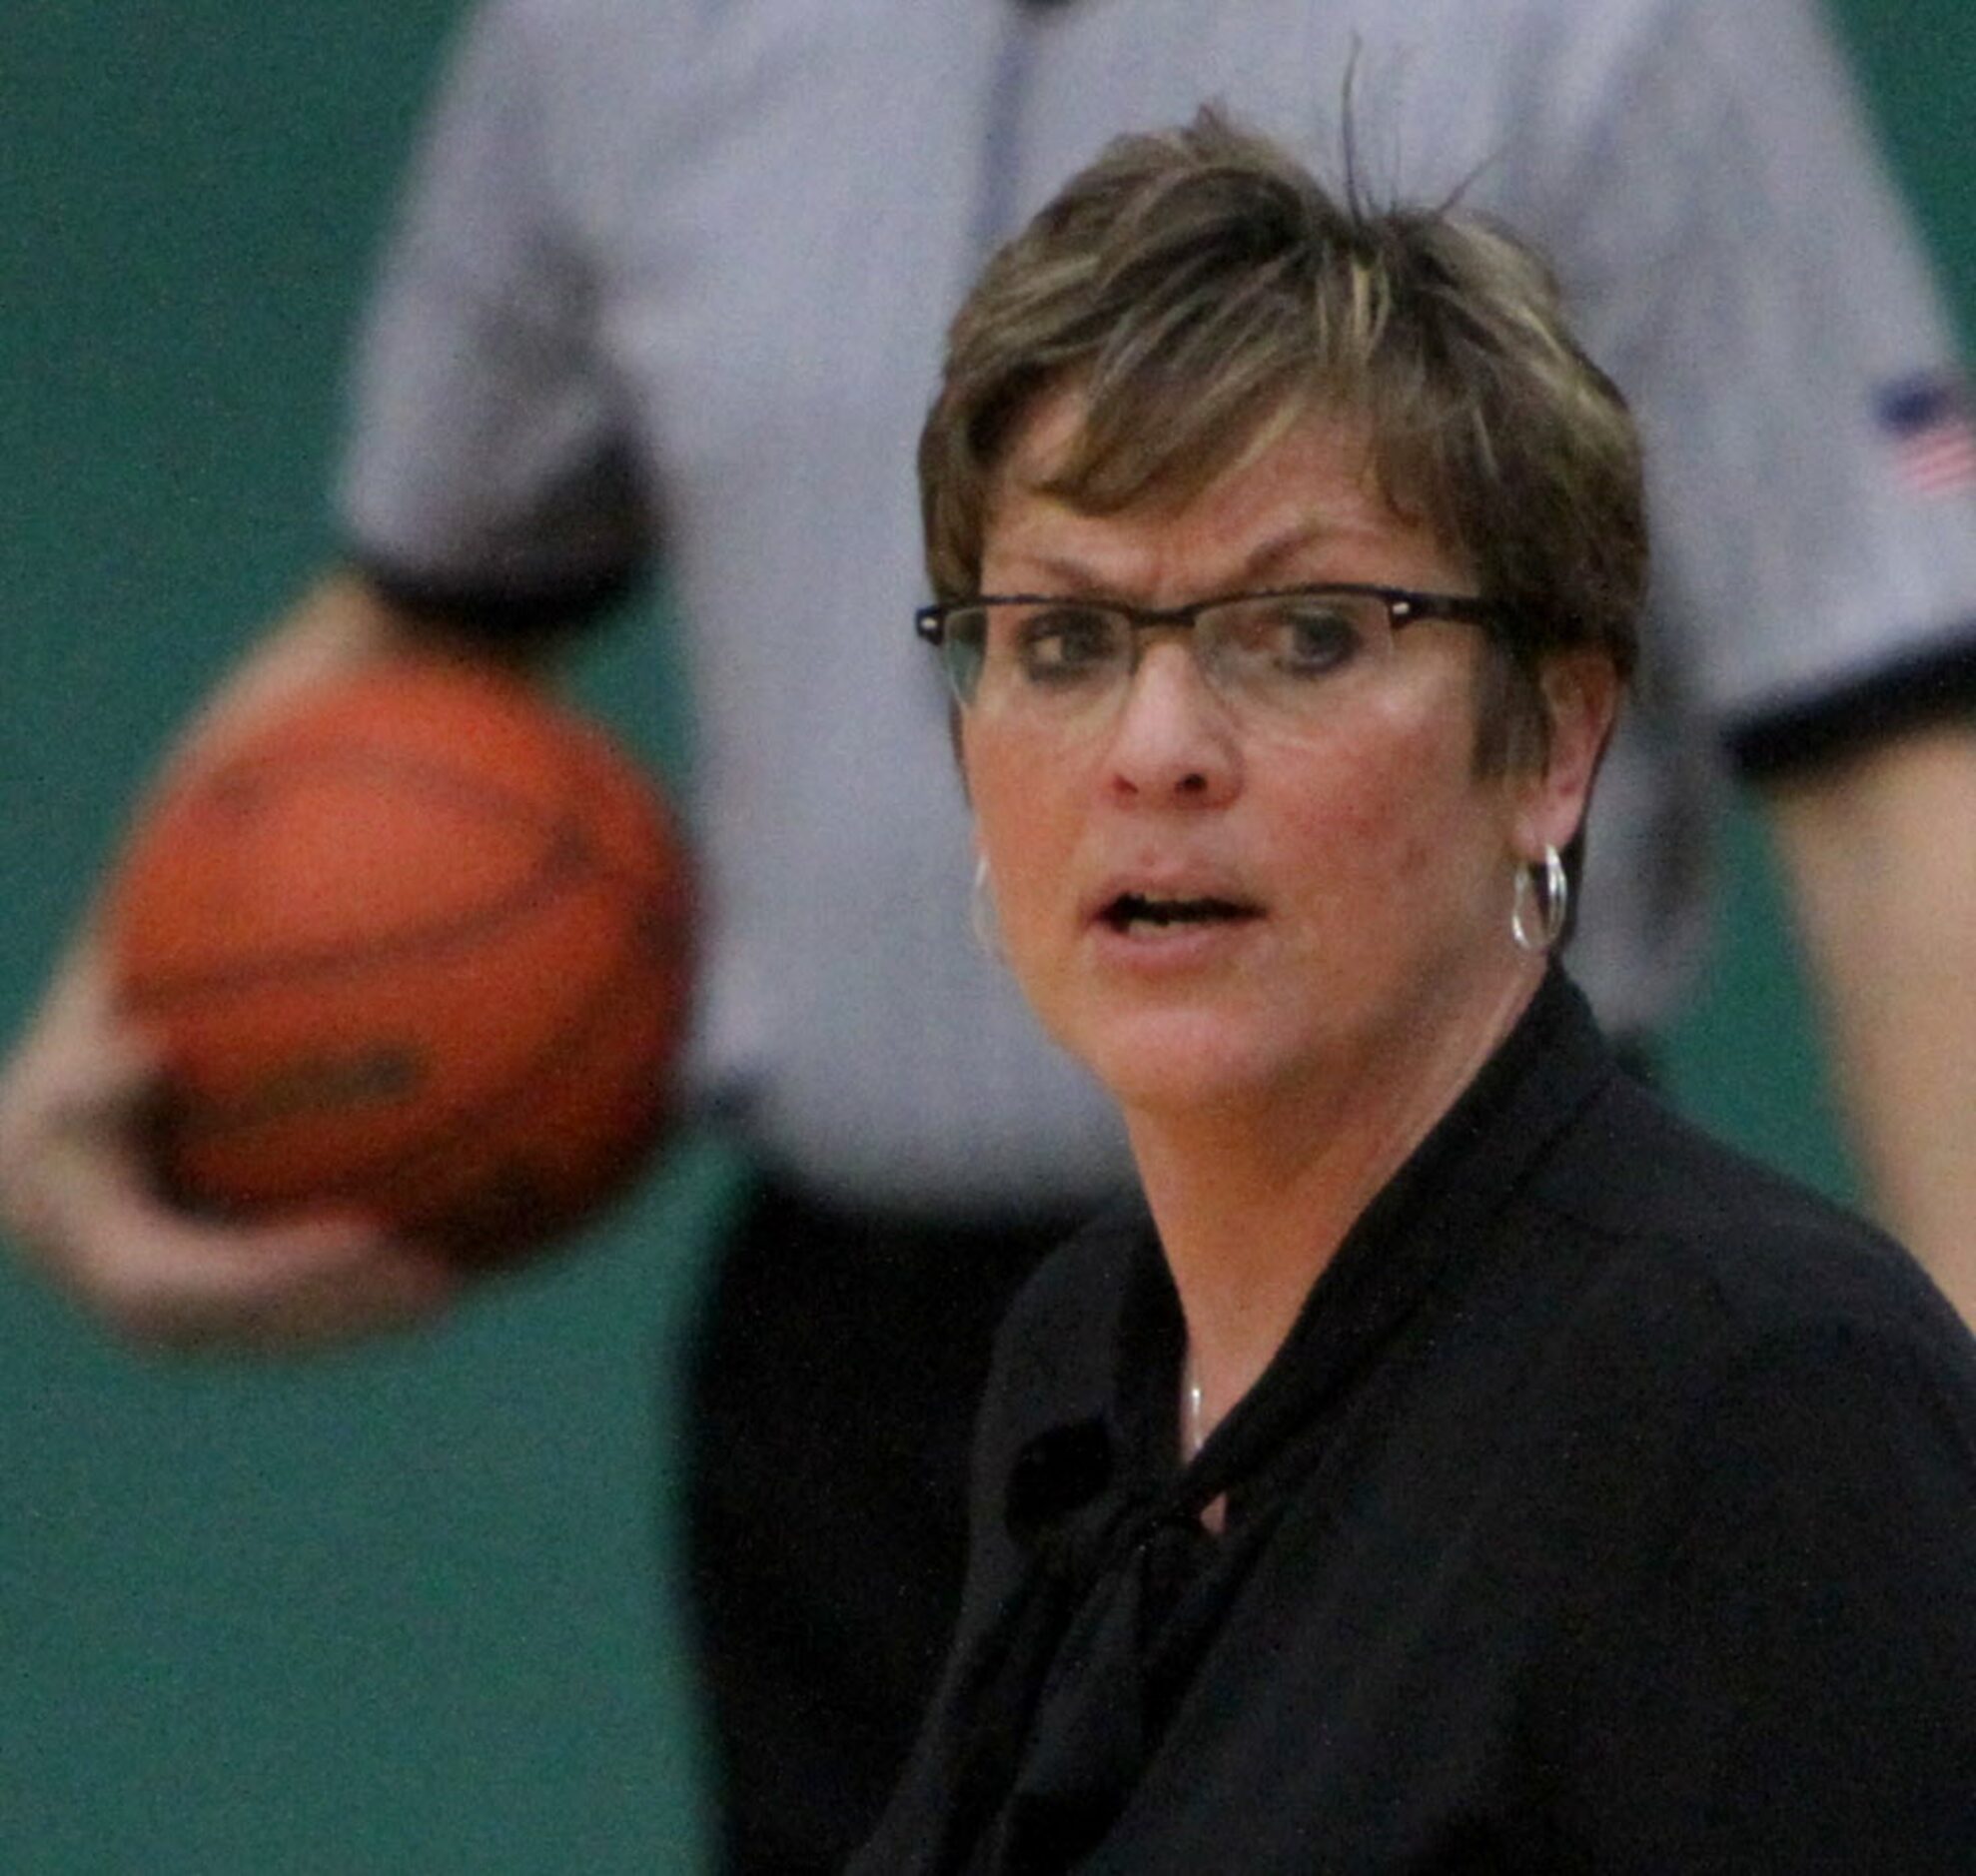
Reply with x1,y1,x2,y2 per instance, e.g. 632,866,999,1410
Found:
1512,651,1619,860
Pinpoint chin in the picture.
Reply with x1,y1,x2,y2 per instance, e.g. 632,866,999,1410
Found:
1060,1006,1300,1120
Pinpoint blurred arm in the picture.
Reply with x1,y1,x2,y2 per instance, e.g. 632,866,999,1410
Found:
169,567,561,762
1761,717,1976,1322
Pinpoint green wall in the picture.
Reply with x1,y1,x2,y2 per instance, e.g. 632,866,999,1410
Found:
2,8,720,1869
1,4,1968,1869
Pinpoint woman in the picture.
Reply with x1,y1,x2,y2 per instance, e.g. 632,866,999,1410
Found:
853,116,1976,1872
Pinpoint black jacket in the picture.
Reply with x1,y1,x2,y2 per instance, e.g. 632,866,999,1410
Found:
853,972,1976,1873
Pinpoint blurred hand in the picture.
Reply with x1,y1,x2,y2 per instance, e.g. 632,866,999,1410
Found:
0,946,460,1351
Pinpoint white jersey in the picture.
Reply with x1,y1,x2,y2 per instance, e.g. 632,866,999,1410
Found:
340,0,1976,1210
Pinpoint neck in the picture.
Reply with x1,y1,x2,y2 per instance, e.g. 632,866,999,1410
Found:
1135,961,1542,1452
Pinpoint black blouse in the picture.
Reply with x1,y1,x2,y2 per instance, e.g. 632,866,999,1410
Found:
852,972,1976,1873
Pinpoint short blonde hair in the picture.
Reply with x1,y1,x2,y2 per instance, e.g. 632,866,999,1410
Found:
918,110,1645,769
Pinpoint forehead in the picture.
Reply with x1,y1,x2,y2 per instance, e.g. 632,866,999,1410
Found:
984,385,1458,585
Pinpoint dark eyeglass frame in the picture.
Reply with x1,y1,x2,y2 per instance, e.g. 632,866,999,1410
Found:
913,582,1508,705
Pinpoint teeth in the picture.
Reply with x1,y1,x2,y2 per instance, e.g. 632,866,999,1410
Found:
1108,894,1248,930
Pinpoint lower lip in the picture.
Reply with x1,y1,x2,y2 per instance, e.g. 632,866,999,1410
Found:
1086,913,1263,972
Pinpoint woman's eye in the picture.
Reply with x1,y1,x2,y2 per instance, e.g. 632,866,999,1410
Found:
1020,609,1119,681
1272,605,1369,674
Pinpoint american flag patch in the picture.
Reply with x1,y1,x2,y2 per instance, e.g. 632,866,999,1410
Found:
1875,371,1976,497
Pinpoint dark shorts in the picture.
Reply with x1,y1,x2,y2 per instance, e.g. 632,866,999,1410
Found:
681,1174,1098,1873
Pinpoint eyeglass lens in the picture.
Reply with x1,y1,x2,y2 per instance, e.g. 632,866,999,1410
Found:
942,590,1402,725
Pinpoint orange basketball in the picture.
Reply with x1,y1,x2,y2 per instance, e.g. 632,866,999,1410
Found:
106,658,695,1266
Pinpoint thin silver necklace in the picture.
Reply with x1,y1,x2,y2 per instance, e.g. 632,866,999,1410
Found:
1182,1348,1206,1462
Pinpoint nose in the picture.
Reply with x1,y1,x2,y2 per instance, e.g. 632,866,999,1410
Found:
1102,638,1242,807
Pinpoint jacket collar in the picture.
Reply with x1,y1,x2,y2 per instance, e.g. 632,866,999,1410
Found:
1004,967,1619,1550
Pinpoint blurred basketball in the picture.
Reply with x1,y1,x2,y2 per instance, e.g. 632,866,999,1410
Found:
106,657,695,1266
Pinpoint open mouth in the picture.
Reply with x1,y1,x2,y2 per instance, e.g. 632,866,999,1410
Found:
1101,892,1261,935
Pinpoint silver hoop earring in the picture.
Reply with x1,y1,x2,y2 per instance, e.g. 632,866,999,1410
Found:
970,854,1003,960
1510,843,1568,954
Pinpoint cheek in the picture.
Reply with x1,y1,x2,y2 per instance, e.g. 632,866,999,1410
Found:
964,741,1076,936
1266,706,1422,843
1260,706,1497,929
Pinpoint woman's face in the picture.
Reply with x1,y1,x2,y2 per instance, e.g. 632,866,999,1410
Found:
963,390,1609,1123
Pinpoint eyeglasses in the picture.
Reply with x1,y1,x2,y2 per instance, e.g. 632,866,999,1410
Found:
914,584,1505,731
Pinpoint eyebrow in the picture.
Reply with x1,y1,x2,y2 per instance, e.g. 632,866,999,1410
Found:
1002,519,1350,597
